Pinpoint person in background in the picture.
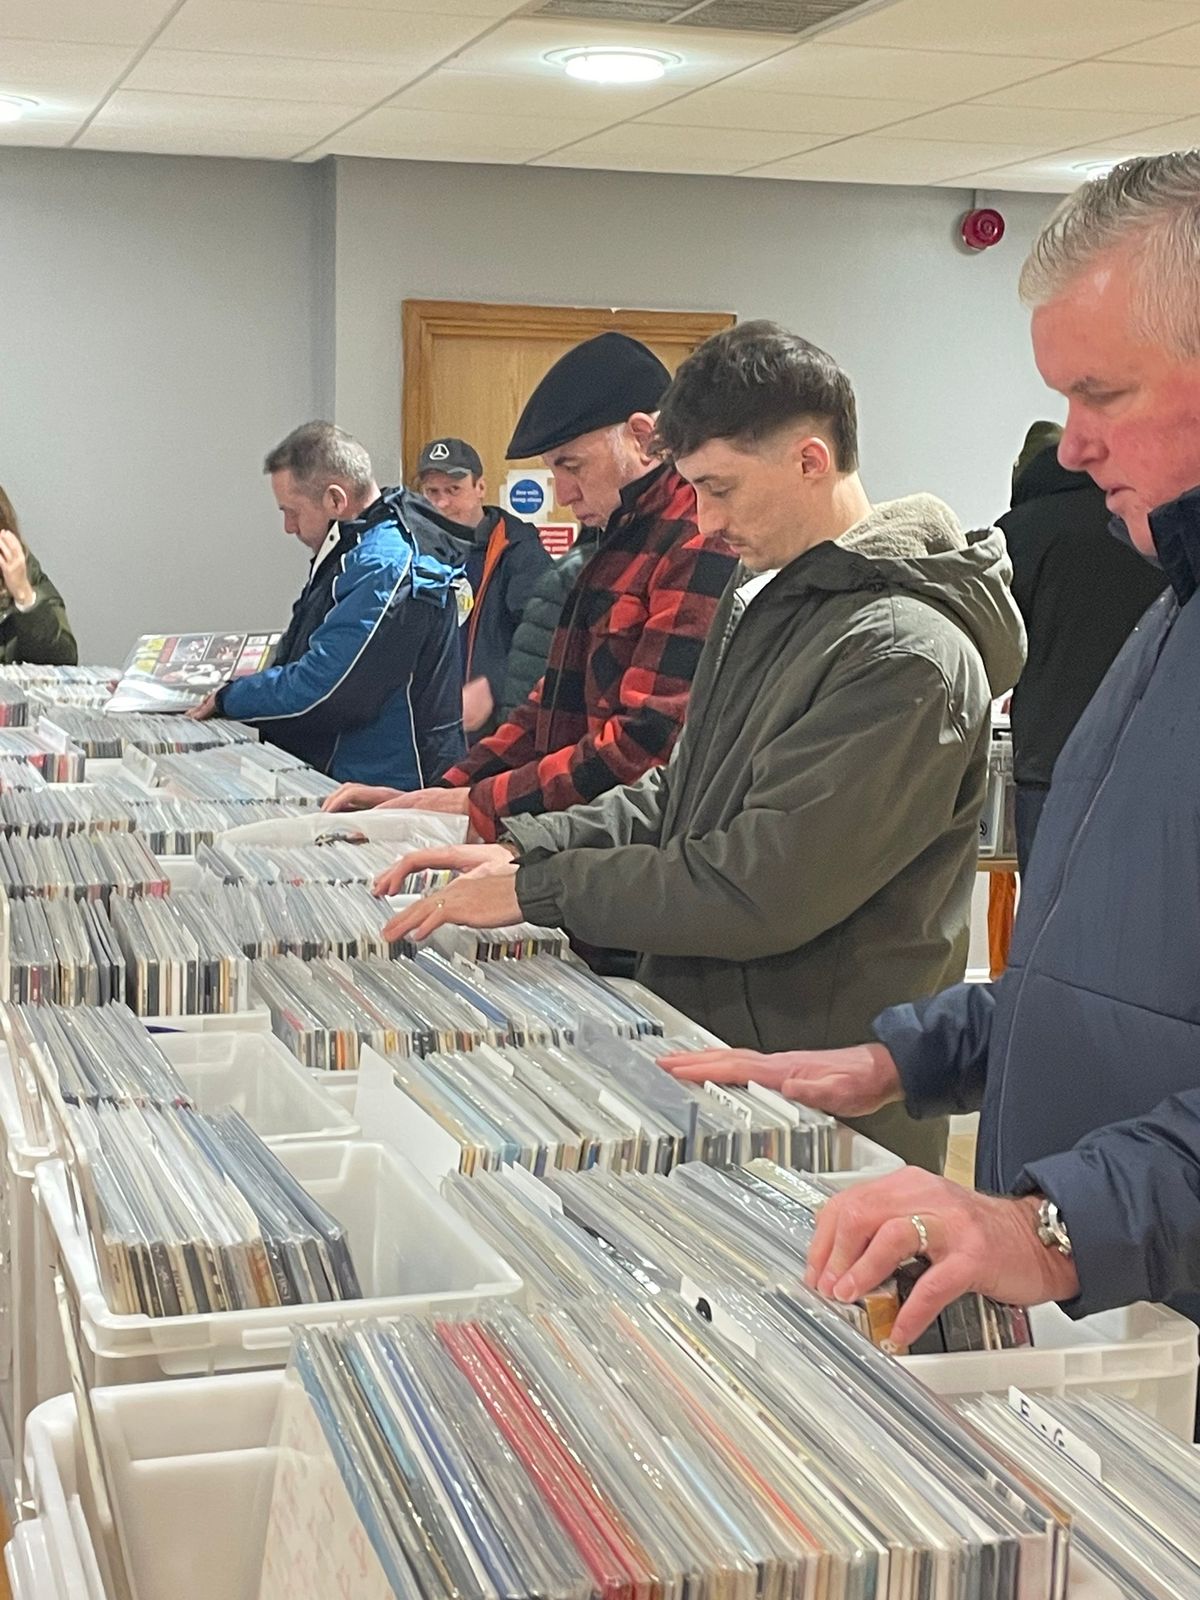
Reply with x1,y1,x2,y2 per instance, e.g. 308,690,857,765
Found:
999,419,1167,871
499,528,599,718
415,436,551,744
190,422,465,787
0,486,78,666
324,333,735,843
375,322,1026,1170
654,152,1200,1372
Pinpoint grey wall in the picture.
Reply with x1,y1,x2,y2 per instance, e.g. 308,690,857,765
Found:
0,148,333,664
0,145,1062,664
331,157,1062,533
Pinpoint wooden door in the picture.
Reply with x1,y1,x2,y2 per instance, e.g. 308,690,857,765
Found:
401,301,734,523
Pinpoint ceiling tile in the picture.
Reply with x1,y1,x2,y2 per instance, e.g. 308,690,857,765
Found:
1093,114,1200,150
1104,20,1200,64
83,88,360,140
937,166,1073,193
315,102,607,159
825,0,1200,60
0,0,175,46
746,134,1054,185
77,124,321,157
392,67,681,120
975,59,1200,111
533,122,829,174
0,39,135,99
287,0,523,11
881,103,1172,146
730,42,1060,101
638,87,934,135
157,1,494,64
126,47,415,103
0,119,81,148
442,18,791,86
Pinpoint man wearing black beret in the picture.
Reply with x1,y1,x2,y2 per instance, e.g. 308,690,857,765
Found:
325,331,735,841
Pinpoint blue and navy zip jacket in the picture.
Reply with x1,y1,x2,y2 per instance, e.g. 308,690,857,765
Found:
217,489,466,786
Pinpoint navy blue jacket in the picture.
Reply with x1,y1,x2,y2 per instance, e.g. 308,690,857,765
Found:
460,508,552,719
217,490,466,787
877,486,1200,1324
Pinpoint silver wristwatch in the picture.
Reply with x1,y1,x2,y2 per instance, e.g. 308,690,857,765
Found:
1035,1197,1073,1258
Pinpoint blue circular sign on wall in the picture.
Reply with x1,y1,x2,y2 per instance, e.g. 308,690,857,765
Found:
509,478,546,516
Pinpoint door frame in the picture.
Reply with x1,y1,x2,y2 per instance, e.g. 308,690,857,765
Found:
401,299,735,478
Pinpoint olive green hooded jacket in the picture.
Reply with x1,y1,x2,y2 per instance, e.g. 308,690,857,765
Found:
506,494,1026,1170
0,549,78,666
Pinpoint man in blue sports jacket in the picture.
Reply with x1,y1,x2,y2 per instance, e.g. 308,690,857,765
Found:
191,421,466,787
660,149,1200,1385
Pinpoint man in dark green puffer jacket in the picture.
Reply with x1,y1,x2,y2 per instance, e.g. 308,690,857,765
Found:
499,530,599,719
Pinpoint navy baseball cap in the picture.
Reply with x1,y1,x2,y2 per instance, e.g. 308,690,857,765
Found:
417,437,484,479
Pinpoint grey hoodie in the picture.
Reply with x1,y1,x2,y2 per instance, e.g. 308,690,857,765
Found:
507,494,1026,1169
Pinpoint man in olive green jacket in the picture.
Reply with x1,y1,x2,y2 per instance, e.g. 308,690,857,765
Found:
380,323,1026,1169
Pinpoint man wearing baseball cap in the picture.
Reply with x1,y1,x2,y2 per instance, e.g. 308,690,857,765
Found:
326,331,735,843
414,436,551,744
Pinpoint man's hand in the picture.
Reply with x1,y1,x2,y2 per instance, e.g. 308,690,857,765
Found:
375,787,472,815
0,529,35,610
805,1170,1081,1350
187,692,220,721
322,784,403,813
659,1043,903,1119
372,843,518,898
381,868,521,943
462,676,496,734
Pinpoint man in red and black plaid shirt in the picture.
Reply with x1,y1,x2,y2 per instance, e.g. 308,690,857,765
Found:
324,332,735,841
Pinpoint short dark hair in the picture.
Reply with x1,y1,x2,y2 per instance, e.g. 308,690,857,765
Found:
655,321,859,472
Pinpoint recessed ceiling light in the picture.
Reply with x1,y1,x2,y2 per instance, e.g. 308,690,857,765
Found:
0,96,36,124
549,47,678,85
1073,159,1118,176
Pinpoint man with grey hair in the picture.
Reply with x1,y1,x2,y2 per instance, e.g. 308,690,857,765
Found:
660,150,1200,1370
191,420,466,786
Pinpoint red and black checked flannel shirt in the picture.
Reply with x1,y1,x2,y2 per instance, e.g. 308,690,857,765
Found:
438,463,735,842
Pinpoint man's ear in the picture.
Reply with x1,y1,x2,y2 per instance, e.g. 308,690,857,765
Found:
627,412,661,458
794,434,834,479
324,483,350,517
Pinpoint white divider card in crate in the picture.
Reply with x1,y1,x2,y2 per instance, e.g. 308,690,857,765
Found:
214,807,469,850
34,1138,521,1387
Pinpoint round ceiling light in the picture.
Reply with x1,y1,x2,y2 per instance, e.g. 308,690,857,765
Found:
0,96,37,124
1073,159,1118,176
551,47,678,84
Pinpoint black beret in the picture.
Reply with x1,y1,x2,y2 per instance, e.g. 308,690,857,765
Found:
506,332,671,459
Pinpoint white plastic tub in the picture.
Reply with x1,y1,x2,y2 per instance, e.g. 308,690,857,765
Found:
906,1299,1199,1439
140,1004,271,1035
156,1031,357,1143
36,1138,521,1386
13,1374,1143,1600
5,1518,59,1600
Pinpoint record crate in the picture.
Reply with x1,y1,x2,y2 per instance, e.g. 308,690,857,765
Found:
13,1370,1154,1600
35,1137,521,1388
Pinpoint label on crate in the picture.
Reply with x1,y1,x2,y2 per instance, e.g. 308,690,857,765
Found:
1008,1386,1103,1480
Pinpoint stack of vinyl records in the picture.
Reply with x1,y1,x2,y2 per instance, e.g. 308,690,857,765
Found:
8,895,125,1005
961,1391,1200,1597
0,831,168,902
0,757,46,792
0,682,28,726
196,880,405,960
370,1029,842,1177
260,1294,1068,1600
0,728,85,782
199,830,484,889
62,1100,361,1316
120,792,310,854
151,747,338,806
443,1161,1030,1356
36,708,259,759
108,893,252,1014
0,663,120,706
0,784,137,838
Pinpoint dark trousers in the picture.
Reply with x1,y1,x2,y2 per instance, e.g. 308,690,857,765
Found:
1015,784,1049,876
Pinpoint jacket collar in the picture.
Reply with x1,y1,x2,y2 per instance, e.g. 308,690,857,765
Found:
1144,485,1200,605
600,461,676,536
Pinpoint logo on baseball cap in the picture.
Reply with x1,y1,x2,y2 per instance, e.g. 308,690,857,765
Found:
417,437,484,479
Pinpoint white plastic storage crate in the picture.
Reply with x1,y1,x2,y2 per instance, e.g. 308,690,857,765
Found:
139,1004,271,1034
5,1519,59,1600
214,808,469,849
906,1299,1199,1440
155,1031,357,1143
14,1375,1138,1600
35,1138,521,1386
